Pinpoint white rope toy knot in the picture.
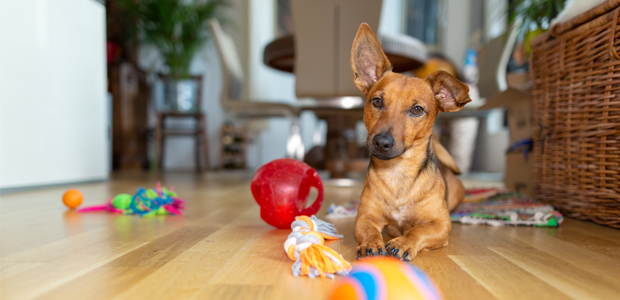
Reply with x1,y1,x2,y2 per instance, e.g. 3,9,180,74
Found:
291,215,343,239
284,215,351,279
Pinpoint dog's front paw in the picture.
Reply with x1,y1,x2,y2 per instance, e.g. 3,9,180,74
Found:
385,237,418,262
356,241,386,259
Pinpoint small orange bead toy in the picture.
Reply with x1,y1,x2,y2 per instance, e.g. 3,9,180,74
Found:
62,189,83,209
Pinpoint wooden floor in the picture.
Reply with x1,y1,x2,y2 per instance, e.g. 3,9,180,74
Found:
2,172,620,300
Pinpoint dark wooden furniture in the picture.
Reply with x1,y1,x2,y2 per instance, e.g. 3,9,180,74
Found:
318,110,365,178
219,123,248,169
109,62,150,170
298,101,369,178
154,76,211,172
263,35,425,73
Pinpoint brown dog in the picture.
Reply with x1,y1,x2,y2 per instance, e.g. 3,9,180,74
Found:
352,23,470,261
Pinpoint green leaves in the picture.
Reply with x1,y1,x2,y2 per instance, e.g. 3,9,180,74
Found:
119,0,229,79
508,0,566,32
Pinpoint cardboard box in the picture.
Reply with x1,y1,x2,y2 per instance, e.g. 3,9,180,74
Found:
479,72,535,195
479,85,534,143
505,151,534,196
506,96,534,142
506,72,532,90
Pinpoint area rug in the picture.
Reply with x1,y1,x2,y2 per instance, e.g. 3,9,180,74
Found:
451,192,563,227
463,187,507,203
325,200,359,219
326,191,564,228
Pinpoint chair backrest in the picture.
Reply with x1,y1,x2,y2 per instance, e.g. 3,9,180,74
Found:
208,19,244,101
477,19,522,98
291,0,382,98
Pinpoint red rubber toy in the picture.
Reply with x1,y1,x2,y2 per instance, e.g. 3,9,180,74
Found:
251,158,324,229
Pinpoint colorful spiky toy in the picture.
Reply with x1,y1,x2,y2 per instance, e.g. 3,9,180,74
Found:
77,182,185,217
284,215,351,279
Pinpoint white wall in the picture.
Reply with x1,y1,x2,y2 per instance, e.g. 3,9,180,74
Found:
442,0,473,67
379,0,404,35
485,0,508,41
0,0,108,189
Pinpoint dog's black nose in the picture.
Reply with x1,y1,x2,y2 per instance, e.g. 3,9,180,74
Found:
373,134,394,153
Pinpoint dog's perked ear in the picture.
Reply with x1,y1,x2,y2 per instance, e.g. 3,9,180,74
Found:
351,23,392,94
426,70,471,112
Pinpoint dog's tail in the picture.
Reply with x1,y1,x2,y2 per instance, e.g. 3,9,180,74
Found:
432,136,466,212
432,135,460,175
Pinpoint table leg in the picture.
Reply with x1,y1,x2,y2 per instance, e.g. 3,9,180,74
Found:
318,112,364,179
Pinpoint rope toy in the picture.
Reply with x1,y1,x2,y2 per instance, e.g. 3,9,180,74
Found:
284,215,351,279
77,182,185,217
291,215,344,240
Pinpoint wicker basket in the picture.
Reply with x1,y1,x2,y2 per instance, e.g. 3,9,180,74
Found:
530,0,620,228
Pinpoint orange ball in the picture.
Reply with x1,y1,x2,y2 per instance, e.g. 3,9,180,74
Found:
329,257,445,300
62,189,83,209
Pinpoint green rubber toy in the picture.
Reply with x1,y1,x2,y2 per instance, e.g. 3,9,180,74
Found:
112,194,132,209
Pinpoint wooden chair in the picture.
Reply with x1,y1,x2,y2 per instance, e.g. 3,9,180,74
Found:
154,75,211,172
208,19,304,160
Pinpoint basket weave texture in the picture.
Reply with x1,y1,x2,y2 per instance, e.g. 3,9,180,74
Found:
530,0,620,228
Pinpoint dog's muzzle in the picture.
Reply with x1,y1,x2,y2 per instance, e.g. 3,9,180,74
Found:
370,134,403,160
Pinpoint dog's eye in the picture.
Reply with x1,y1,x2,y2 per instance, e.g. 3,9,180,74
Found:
411,105,424,115
372,98,383,108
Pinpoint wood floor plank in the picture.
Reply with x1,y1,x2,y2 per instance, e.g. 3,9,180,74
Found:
268,270,339,300
112,208,269,300
108,226,219,269
3,174,620,300
414,256,497,300
195,285,273,300
206,220,290,285
490,246,620,300
552,228,620,260
35,225,220,300
449,255,569,300
497,226,620,286
2,223,168,263
414,224,552,300
207,229,290,286
0,262,44,279
323,218,357,261
443,224,524,255
1,240,147,300
1,206,112,258
561,218,620,244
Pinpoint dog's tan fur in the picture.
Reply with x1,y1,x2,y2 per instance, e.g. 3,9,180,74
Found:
351,23,470,261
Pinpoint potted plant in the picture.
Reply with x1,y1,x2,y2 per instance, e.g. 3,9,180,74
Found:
120,0,229,112
508,0,566,55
